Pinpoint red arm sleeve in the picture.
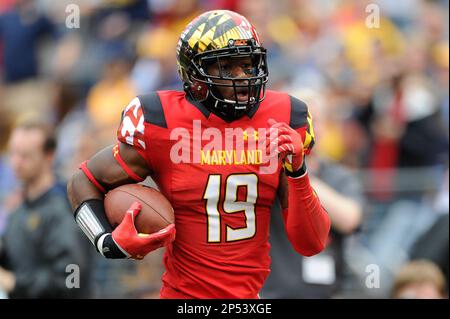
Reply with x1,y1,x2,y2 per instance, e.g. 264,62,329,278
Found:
280,95,330,256
283,172,331,257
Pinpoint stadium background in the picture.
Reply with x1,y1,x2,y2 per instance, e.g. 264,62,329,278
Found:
0,0,448,298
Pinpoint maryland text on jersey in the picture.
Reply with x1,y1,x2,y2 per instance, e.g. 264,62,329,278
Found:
169,121,277,172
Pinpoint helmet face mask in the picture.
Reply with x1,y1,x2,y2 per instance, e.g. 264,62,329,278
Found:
194,42,268,106
177,10,269,121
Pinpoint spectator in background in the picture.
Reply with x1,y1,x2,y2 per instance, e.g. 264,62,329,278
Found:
131,26,179,93
86,41,137,146
0,0,55,83
261,89,365,298
391,259,447,299
90,0,150,27
0,0,56,118
0,120,93,298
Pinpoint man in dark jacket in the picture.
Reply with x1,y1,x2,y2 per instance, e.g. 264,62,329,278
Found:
0,120,93,298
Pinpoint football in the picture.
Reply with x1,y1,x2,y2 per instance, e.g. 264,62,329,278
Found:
104,184,174,234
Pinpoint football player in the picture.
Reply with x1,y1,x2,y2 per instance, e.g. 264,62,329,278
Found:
67,10,331,299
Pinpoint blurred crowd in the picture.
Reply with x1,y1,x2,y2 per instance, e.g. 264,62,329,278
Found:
0,0,448,298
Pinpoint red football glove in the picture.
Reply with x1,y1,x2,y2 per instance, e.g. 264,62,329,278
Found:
266,119,305,175
112,202,176,260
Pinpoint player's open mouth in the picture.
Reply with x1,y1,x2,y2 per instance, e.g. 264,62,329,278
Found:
236,88,250,102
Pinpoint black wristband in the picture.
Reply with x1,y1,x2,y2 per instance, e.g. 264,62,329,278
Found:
101,234,128,259
285,159,307,178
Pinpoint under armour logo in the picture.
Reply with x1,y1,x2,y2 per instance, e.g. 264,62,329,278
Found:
243,130,259,141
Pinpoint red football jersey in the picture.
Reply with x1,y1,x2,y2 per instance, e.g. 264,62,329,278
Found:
117,90,314,298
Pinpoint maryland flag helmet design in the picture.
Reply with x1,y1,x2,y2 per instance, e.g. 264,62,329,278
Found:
176,10,269,121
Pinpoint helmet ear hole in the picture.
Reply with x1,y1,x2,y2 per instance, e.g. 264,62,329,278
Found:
190,80,208,101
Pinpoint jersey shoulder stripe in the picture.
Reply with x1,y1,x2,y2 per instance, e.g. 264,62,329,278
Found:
289,95,308,129
138,92,167,128
288,95,315,153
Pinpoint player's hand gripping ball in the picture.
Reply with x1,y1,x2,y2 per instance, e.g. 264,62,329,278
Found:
104,184,176,259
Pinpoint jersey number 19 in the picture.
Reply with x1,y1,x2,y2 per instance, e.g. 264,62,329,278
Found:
203,174,258,243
